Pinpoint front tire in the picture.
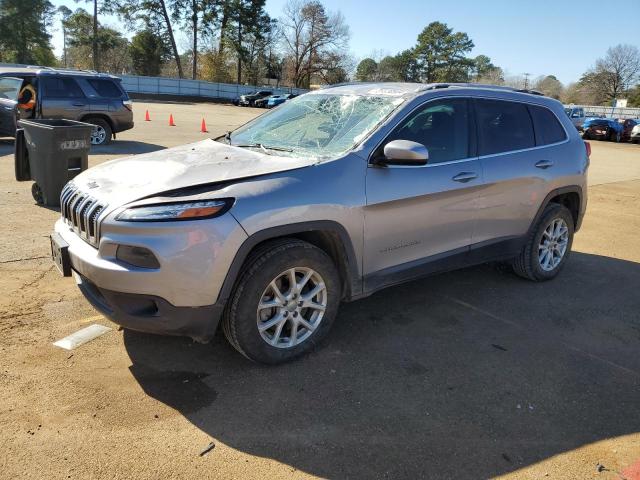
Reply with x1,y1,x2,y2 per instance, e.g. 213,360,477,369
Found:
512,203,574,281
222,239,341,364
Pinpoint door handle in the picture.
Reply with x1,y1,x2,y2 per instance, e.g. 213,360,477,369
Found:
535,160,554,169
72,103,86,107
452,172,478,183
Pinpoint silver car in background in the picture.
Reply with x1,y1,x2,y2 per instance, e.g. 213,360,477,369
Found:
51,83,589,364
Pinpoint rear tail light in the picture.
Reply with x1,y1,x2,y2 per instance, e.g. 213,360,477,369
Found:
122,99,133,112
584,141,591,157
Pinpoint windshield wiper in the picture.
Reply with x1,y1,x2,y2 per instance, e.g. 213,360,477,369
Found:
232,143,294,154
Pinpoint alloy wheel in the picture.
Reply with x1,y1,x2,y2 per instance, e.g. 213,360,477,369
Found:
91,126,106,145
256,267,327,348
538,218,569,271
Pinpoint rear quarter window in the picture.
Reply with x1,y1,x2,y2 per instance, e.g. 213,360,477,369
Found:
528,105,567,146
476,99,535,156
87,79,124,98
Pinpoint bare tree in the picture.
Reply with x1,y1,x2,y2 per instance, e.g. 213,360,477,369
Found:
279,0,349,87
581,44,640,102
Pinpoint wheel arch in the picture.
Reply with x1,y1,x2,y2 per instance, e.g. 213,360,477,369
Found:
530,186,583,233
217,221,362,305
80,113,114,133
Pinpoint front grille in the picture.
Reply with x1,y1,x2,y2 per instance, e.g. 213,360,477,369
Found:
60,183,108,247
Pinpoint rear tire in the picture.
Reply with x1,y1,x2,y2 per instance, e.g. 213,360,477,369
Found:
86,117,112,145
222,239,341,364
512,203,574,282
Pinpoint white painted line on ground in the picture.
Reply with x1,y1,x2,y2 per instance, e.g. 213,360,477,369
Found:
53,324,112,350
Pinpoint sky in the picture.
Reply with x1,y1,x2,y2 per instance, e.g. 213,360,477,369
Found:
48,0,640,85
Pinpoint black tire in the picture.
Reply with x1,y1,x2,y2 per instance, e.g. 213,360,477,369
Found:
610,130,621,142
222,238,341,364
582,131,590,140
512,203,574,282
86,117,112,145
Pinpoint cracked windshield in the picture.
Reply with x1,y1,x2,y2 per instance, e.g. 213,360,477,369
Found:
229,94,404,159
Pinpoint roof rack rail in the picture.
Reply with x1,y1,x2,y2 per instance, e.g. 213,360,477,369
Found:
513,88,544,96
422,83,545,96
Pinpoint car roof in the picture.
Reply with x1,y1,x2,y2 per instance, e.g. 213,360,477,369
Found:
0,64,121,80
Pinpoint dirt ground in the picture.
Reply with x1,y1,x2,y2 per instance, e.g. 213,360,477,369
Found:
1,101,639,480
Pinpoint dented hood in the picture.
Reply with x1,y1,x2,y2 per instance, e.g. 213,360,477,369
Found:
72,139,316,206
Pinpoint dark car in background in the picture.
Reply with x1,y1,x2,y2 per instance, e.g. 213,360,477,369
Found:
581,117,624,142
0,66,133,145
237,90,272,107
621,118,640,142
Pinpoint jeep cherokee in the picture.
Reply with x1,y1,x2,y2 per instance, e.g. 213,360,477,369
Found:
51,83,589,364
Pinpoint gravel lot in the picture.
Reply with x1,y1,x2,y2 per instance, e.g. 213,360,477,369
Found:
1,101,639,480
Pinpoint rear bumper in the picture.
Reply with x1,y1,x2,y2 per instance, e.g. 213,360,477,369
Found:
76,273,223,343
113,119,134,133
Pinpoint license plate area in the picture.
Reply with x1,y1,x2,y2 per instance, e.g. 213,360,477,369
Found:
50,233,72,277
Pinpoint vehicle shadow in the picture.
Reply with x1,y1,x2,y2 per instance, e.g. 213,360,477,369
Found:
89,140,166,156
123,251,640,479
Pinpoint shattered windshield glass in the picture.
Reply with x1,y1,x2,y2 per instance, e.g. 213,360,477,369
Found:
229,93,405,159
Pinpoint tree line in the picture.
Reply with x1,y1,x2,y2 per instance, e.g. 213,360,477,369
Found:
355,22,640,108
1,0,639,104
0,0,351,88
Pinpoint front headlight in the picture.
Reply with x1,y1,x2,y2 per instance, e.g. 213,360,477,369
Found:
116,199,233,222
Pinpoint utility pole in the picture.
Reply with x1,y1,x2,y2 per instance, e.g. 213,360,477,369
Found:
522,72,530,90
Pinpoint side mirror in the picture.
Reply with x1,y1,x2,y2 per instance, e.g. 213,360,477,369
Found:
378,140,429,166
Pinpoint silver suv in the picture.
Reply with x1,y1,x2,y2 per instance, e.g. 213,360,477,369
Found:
51,83,589,364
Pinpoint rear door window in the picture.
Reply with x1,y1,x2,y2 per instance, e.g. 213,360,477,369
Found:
87,79,123,98
42,77,85,98
384,98,470,164
475,99,535,156
528,105,567,146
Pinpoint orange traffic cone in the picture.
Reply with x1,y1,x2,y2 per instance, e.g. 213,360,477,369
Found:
200,118,208,133
169,114,176,126
145,110,150,121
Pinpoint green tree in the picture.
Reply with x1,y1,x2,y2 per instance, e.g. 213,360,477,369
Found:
413,21,474,83
57,6,72,67
223,0,272,84
0,0,56,65
355,58,377,82
170,0,220,79
110,0,184,78
387,50,420,82
64,9,131,72
130,28,169,75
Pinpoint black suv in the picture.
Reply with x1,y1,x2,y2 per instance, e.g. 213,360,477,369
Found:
0,66,134,145
236,90,273,107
